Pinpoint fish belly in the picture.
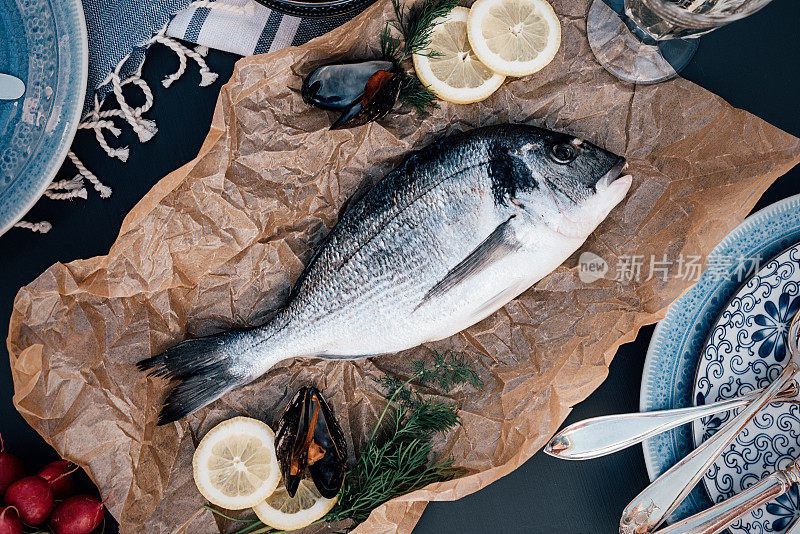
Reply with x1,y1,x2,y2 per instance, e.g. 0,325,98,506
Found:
281,225,582,360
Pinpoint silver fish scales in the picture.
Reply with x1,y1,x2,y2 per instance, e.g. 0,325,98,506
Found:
139,124,631,424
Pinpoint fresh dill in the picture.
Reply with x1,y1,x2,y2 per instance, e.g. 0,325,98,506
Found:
389,0,458,59
379,0,458,112
398,74,439,114
374,351,483,411
380,24,404,65
324,351,482,525
207,352,482,534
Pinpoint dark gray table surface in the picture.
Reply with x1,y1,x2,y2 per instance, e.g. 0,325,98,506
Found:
0,1,798,532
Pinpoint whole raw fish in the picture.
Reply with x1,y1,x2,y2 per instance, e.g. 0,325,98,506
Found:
139,124,631,424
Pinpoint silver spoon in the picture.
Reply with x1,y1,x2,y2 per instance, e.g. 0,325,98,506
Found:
0,73,25,100
620,311,800,534
545,383,799,460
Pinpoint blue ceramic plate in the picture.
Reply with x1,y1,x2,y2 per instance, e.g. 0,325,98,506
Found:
641,193,800,525
691,242,800,534
0,0,88,235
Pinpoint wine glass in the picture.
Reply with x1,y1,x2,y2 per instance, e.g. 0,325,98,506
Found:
586,0,774,84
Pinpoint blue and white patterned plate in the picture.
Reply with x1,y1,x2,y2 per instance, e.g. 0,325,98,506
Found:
641,194,800,528
691,243,800,533
0,0,88,235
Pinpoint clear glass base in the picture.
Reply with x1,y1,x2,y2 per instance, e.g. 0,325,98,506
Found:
587,0,699,84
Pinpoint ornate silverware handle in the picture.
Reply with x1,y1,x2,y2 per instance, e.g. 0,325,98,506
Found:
619,312,800,534
658,461,800,534
545,386,796,460
619,361,799,534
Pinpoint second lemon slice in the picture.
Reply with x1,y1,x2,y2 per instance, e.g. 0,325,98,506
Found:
253,479,337,531
467,0,561,77
413,6,505,104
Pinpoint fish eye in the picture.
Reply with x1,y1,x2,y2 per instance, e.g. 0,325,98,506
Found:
550,143,577,164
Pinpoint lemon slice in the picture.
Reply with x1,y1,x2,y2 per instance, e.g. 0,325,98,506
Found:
253,479,337,531
467,0,561,77
413,6,506,104
192,417,281,510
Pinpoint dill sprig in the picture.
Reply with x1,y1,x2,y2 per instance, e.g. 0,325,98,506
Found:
387,0,458,60
374,351,483,412
207,352,482,533
398,75,439,113
414,351,484,390
325,351,482,525
380,24,404,64
379,0,458,113
324,400,463,525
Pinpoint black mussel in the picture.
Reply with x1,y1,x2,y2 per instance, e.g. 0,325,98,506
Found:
275,386,347,499
330,69,403,130
302,60,395,111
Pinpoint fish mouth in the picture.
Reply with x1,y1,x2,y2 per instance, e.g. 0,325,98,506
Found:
599,157,627,187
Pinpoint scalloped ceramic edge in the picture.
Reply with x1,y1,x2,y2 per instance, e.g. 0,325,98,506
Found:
0,0,88,236
640,193,800,523
690,240,800,534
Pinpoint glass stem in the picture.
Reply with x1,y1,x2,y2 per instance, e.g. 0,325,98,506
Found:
622,16,660,44
602,0,659,44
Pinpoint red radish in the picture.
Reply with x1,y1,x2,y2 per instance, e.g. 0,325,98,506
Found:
0,506,21,534
0,436,23,498
38,460,77,499
50,495,105,534
3,476,53,525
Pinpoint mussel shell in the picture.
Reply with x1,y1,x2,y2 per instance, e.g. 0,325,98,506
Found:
302,60,395,111
331,70,402,130
274,389,306,496
330,101,363,130
308,389,346,498
274,386,347,499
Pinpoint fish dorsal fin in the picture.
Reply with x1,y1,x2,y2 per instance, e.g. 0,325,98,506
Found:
418,216,520,308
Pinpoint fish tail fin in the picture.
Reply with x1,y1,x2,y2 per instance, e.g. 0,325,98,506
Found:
137,333,254,425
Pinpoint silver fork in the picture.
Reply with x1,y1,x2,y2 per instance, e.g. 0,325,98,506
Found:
619,312,800,533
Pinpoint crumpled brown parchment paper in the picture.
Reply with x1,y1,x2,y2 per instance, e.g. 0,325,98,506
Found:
7,0,800,532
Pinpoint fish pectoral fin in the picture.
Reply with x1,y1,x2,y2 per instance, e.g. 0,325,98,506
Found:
417,216,521,309
465,283,525,327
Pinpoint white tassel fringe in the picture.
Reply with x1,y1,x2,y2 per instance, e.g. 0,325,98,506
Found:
13,220,53,233
17,21,224,233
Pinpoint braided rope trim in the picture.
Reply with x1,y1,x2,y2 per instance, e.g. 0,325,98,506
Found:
15,0,248,233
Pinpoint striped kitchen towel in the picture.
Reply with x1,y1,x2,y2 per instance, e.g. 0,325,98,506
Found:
17,0,361,232
167,0,359,56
